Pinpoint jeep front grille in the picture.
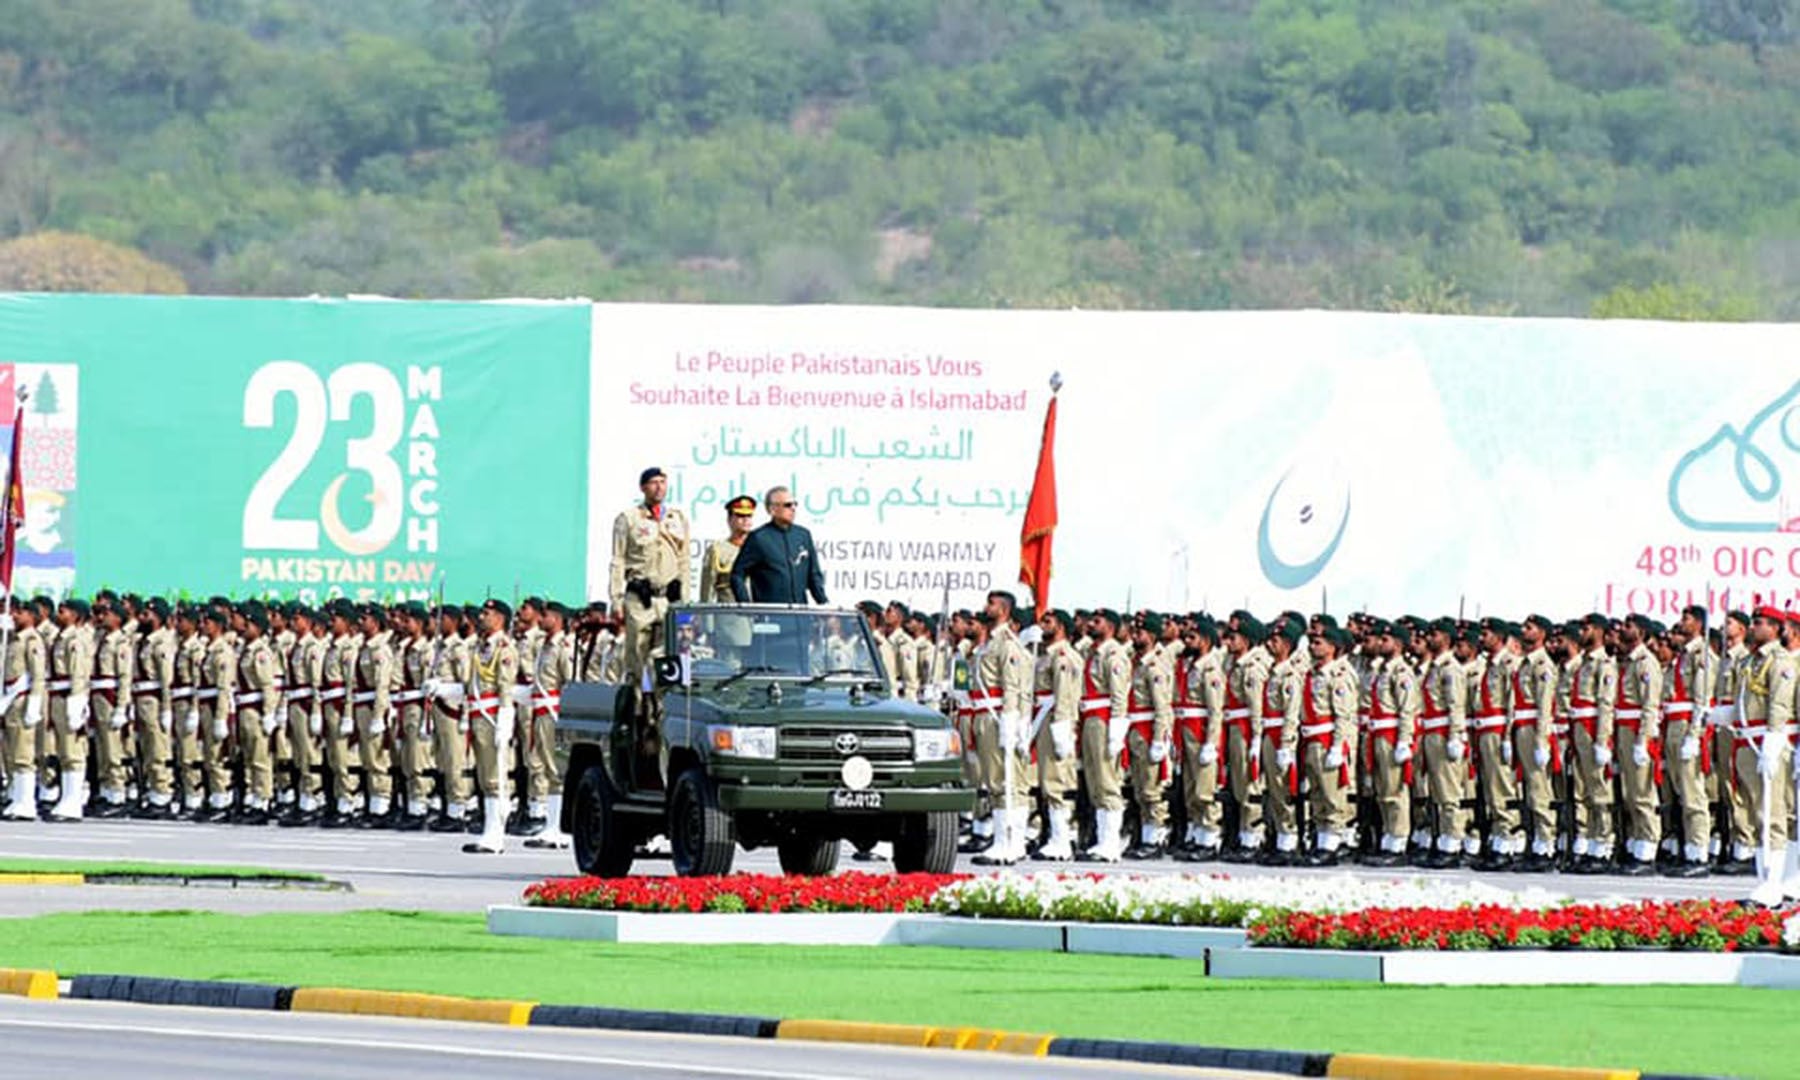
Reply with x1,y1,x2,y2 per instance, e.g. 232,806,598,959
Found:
780,726,914,764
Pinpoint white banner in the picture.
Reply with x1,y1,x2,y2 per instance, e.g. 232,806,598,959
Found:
589,305,1800,621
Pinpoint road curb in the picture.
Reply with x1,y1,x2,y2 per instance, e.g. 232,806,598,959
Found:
0,873,84,886
0,968,59,999
39,970,1737,1078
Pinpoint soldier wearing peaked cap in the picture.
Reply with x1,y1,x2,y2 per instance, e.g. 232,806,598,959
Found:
700,496,757,604
1714,609,1755,873
1743,608,1799,903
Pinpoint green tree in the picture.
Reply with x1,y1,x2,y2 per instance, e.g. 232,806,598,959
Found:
31,371,58,417
1590,282,1759,321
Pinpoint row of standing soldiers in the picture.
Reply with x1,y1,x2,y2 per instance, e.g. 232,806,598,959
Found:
0,592,625,856
864,594,1797,892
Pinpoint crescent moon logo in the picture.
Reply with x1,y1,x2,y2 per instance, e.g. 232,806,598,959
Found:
320,474,387,557
1257,468,1351,590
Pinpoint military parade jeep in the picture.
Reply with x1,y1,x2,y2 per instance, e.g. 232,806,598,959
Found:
554,604,974,877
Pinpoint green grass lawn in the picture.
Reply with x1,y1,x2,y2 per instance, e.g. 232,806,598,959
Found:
0,859,322,881
0,909,1780,1079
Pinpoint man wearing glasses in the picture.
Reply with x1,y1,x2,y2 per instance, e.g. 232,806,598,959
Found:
729,486,828,606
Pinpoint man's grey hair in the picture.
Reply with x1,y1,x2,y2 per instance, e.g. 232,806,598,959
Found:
764,485,790,507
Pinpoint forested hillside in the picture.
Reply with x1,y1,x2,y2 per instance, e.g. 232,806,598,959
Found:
1,0,1797,317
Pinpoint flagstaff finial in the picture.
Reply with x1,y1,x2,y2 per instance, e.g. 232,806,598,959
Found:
1049,371,1062,394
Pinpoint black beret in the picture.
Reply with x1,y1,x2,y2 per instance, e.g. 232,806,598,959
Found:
639,466,665,486
483,598,512,621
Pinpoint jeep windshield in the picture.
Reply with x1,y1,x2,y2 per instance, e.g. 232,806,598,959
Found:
673,608,881,683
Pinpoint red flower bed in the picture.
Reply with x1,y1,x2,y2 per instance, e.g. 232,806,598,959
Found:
524,872,969,914
1248,900,1790,952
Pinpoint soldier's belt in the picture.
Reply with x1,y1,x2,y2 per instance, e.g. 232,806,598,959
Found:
1663,702,1694,719
193,688,220,701
1078,696,1111,716
392,690,425,704
1259,717,1286,732
350,691,377,706
170,687,193,701
1705,705,1736,728
46,679,70,695
318,685,347,702
1511,708,1539,723
1471,713,1509,734
1616,707,1644,721
1034,693,1054,705
1125,710,1156,722
1173,706,1206,720
469,693,501,718
131,680,163,694
237,692,264,707
1566,705,1599,720
1417,716,1451,733
89,678,119,691
1222,707,1251,721
1366,718,1399,732
1299,721,1334,740
285,687,313,701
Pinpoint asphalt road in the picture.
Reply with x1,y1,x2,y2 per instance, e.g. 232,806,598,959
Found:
0,817,1757,916
0,997,1288,1079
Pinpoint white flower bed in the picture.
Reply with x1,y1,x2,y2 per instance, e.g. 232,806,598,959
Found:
931,872,1579,928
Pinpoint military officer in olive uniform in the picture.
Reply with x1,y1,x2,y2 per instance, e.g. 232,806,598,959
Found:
235,609,283,824
195,609,238,823
464,599,520,854
524,601,576,849
425,604,473,832
129,599,178,819
89,601,135,817
610,467,691,689
393,603,434,829
699,495,757,603
1,605,48,820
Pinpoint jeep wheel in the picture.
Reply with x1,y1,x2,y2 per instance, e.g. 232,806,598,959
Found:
776,834,840,876
893,811,958,874
572,766,634,877
668,767,735,876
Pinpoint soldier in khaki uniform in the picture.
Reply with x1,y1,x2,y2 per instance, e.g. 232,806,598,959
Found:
392,603,434,829
886,603,920,702
351,605,396,827
508,598,547,835
1,605,48,820
88,601,135,817
1360,621,1417,866
1256,617,1306,864
1567,613,1619,873
1418,618,1470,867
1300,627,1360,865
279,608,326,827
129,599,178,819
266,605,297,815
425,606,473,831
1031,609,1083,861
1077,610,1132,862
318,603,362,827
1470,619,1521,869
234,610,282,824
524,601,576,849
1122,613,1175,859
193,609,237,822
463,599,520,854
1511,615,1562,871
1220,614,1269,862
698,495,756,602
609,467,691,688
1661,606,1714,877
970,592,1031,865
577,603,616,684
170,608,206,818
1614,615,1665,874
46,598,94,820
1744,608,1797,904
1713,611,1754,873
1175,618,1228,860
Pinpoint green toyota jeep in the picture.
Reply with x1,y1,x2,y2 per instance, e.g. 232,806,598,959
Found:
554,604,973,877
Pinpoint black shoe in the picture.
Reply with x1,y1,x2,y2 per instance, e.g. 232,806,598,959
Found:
395,814,427,832
1719,858,1756,877
466,816,485,835
429,815,468,833
461,840,504,854
320,811,358,829
1423,850,1455,869
1221,846,1257,864
505,813,541,838
850,848,880,862
131,802,176,821
1303,849,1341,867
958,835,993,854
1618,858,1657,877
1122,842,1162,861
1257,849,1294,867
234,807,270,826
278,808,320,828
191,805,229,824
1665,859,1710,879
1517,854,1553,873
92,801,132,820
357,810,397,830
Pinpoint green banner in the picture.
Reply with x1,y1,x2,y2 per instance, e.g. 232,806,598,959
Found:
0,295,590,602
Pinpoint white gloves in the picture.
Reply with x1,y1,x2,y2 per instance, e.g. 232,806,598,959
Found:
456,709,470,736
1394,741,1413,765
367,709,388,739
999,712,1025,754
1148,740,1169,765
1631,740,1651,767
1680,736,1700,762
0,612,13,631
157,707,171,734
338,711,355,736
210,712,229,741
1051,723,1074,760
308,708,322,738
1106,718,1127,760
23,700,41,729
497,704,517,741
1594,743,1613,770
1198,742,1218,767
921,684,942,706
1501,738,1514,768
109,704,130,730
421,679,439,699
1446,737,1466,763
69,697,90,732
1324,744,1345,770
1275,746,1295,772
1760,740,1784,778
183,707,199,736
1533,743,1550,769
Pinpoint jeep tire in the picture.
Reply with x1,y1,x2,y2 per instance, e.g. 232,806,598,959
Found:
893,810,959,874
668,766,735,876
571,765,634,878
776,833,840,876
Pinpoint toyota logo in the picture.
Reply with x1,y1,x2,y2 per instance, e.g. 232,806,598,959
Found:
833,732,861,756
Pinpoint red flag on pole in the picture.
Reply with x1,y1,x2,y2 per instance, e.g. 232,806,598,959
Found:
1,408,24,594
1019,383,1058,610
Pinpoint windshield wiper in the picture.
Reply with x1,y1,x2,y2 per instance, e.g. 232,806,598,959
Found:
715,665,785,689
805,667,874,686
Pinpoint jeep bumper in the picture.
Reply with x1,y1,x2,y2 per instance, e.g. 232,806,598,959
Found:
716,785,976,813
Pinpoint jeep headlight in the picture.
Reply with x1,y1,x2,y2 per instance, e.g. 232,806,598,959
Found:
709,724,778,759
912,727,962,763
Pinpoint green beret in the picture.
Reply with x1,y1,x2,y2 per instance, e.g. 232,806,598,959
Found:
1092,608,1120,628
1015,606,1034,627
483,598,512,621
1313,613,1339,631
1139,612,1164,636
1190,618,1218,643
1326,627,1353,652
1429,617,1456,635
246,609,270,633
857,601,882,616
144,597,171,619
1050,609,1074,636
1274,619,1305,646
60,598,89,618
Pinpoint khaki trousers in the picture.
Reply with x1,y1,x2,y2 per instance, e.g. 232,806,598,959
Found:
50,694,86,776
1420,733,1466,843
356,707,393,801
527,709,559,801
1734,741,1792,852
287,703,321,798
1177,727,1221,832
1570,723,1614,848
1036,719,1079,811
1512,726,1556,848
322,702,359,803
4,702,36,773
471,711,509,798
1615,726,1660,847
134,697,174,799
1662,719,1711,854
1259,733,1297,839
1079,715,1124,812
92,696,130,797
238,709,274,803
1475,729,1518,844
976,710,1030,804
399,704,432,804
432,704,469,807
1224,725,1262,838
1366,734,1409,842
198,702,232,801
1302,740,1354,835
621,594,668,685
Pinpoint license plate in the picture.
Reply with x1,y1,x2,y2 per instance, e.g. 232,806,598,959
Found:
828,789,883,811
